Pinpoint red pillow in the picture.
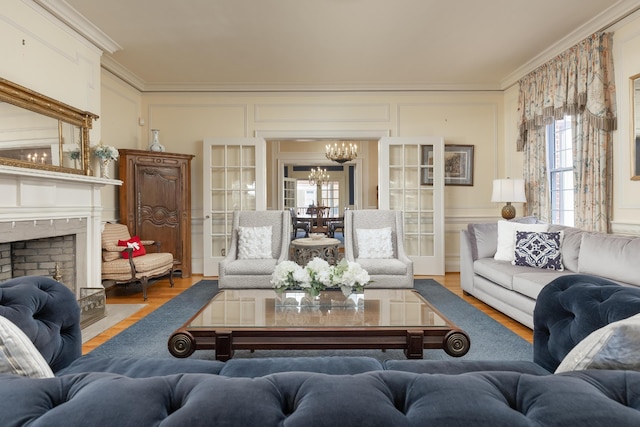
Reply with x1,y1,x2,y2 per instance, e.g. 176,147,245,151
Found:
117,236,147,258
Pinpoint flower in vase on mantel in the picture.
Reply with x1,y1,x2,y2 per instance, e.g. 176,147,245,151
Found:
271,257,370,297
69,148,81,161
92,142,119,161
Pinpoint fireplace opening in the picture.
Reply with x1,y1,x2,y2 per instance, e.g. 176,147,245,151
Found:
0,234,76,292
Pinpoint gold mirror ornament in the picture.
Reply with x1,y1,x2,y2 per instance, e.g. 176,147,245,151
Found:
629,73,640,180
0,77,98,175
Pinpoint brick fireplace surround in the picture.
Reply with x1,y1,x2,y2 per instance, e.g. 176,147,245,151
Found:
0,165,120,297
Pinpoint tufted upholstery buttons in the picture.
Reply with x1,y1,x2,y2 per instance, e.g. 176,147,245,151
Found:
0,276,81,372
1,370,640,426
533,274,640,372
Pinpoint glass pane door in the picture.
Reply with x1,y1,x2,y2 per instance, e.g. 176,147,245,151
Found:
203,138,266,276
379,137,444,275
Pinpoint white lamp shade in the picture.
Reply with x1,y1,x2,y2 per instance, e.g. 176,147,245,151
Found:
491,179,526,203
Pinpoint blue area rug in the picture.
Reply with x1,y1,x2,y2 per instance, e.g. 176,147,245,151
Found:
91,279,532,362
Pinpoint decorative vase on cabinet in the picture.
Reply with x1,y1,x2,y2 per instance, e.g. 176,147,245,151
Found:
118,149,194,278
149,129,165,152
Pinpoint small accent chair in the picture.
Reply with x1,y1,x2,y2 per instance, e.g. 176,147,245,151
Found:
344,209,413,288
101,223,175,300
327,207,348,238
218,210,291,288
289,207,310,239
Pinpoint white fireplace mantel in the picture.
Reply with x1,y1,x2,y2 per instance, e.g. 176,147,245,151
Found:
0,165,121,293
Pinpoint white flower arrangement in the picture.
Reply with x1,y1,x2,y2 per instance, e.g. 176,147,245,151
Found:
271,257,370,297
92,142,119,160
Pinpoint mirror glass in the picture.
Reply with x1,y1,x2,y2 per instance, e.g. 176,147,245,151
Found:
630,74,640,180
0,78,97,175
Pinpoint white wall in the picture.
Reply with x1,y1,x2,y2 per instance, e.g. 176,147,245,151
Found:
99,81,507,273
6,0,640,278
0,0,102,144
611,14,640,235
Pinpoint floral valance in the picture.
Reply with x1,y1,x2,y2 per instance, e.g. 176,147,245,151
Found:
517,32,617,151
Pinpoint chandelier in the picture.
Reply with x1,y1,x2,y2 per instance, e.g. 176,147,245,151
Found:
308,167,330,186
326,142,358,164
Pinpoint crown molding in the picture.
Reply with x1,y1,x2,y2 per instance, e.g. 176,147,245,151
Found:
33,0,121,54
501,0,640,89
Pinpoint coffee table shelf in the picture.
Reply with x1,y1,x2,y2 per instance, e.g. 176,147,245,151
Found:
168,288,470,361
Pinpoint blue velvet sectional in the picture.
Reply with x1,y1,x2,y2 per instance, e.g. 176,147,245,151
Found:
1,275,640,426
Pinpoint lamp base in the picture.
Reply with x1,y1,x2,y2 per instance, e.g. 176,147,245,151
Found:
501,203,516,220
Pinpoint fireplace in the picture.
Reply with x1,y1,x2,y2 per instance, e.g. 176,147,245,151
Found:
0,164,121,298
0,219,86,295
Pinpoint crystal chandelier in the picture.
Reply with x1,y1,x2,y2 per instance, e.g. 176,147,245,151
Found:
325,142,358,164
308,167,330,186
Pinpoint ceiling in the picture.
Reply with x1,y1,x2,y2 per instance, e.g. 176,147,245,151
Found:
43,0,640,92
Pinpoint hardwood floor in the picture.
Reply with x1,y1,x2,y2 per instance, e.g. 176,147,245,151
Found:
81,273,533,355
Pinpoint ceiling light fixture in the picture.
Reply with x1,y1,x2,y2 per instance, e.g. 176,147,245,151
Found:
308,167,330,186
326,142,358,164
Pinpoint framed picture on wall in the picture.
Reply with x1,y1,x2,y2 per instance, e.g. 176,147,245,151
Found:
421,144,474,186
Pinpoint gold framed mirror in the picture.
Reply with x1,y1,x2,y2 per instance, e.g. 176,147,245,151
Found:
0,77,98,175
630,73,640,180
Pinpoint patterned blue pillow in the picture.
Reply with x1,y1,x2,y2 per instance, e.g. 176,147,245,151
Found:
512,231,564,270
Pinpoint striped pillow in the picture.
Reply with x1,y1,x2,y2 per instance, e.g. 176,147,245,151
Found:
0,315,54,378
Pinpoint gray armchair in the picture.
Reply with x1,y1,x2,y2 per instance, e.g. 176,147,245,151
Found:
344,209,413,288
218,210,291,288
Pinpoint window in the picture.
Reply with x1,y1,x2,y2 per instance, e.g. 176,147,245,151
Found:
296,180,340,215
547,116,574,226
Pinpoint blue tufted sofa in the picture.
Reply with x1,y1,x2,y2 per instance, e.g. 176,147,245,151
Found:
2,275,640,426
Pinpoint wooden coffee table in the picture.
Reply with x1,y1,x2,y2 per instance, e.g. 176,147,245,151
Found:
168,288,470,361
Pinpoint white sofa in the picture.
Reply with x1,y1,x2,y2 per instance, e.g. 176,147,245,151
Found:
460,218,640,328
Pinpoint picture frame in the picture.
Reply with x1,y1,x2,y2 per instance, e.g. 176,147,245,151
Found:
421,144,474,186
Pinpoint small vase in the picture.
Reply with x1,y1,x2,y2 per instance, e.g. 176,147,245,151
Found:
100,158,112,179
149,129,165,152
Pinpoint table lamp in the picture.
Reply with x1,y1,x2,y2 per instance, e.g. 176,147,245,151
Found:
491,178,526,220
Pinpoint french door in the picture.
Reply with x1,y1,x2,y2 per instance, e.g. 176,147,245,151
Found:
378,137,445,275
202,138,266,276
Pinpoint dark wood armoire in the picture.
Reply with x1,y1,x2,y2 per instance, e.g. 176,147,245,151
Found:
118,149,194,278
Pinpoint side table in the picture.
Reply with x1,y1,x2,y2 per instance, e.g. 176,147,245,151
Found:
291,237,341,265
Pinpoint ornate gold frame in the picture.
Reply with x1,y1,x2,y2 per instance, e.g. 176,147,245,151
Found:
0,77,98,175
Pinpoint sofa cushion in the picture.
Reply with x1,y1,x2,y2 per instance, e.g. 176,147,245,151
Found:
473,258,537,290
3,370,640,426
578,233,640,286
0,315,54,378
219,356,383,377
512,271,573,300
355,258,408,275
494,220,549,262
224,258,278,275
555,313,640,373
383,359,550,375
117,235,146,258
548,224,583,272
467,216,541,261
355,227,394,258
57,354,225,377
237,226,273,259
512,231,564,270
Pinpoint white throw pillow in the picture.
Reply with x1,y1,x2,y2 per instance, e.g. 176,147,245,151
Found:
555,313,640,373
356,227,394,259
0,315,54,378
237,226,273,259
494,220,549,262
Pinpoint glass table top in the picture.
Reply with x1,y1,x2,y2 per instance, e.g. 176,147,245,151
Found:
186,288,448,329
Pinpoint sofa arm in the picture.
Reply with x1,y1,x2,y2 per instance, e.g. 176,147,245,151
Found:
533,274,640,372
0,276,81,373
459,230,475,295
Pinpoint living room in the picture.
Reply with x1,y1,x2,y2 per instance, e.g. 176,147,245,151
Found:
4,1,640,424
3,1,639,276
